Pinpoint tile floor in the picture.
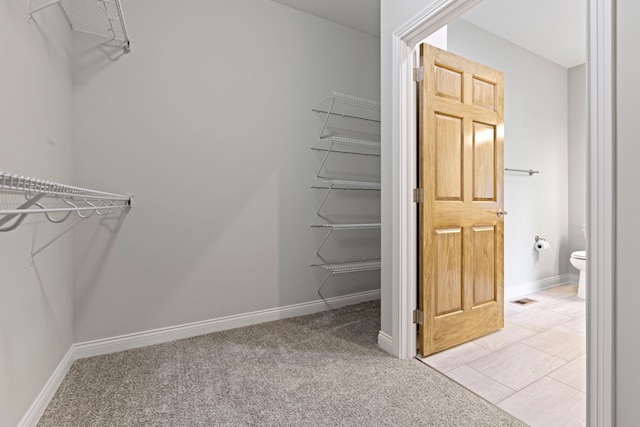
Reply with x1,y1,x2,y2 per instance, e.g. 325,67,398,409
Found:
417,284,586,427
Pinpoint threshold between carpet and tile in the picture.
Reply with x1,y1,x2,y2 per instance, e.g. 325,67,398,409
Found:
37,301,524,426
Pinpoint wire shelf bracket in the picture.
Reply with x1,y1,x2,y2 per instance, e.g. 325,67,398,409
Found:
29,0,132,51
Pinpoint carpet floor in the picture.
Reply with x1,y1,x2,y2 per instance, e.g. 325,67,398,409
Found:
38,301,526,426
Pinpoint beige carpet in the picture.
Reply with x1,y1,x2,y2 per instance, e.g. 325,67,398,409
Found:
38,301,525,426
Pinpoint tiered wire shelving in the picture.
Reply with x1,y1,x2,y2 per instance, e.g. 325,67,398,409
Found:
310,92,381,295
29,0,131,51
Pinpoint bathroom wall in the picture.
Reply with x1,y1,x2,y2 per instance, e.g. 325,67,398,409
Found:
447,19,570,295
0,1,74,426
70,0,381,342
567,64,587,260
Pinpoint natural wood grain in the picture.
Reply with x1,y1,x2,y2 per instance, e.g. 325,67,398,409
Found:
435,113,463,200
419,44,505,356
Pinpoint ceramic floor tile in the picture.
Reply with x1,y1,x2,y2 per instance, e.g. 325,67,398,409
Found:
533,284,579,299
543,298,586,318
562,315,587,334
504,305,521,317
446,365,515,404
418,342,491,373
506,295,554,313
498,377,586,427
549,354,587,392
468,343,567,390
521,326,585,361
507,307,573,332
472,321,537,352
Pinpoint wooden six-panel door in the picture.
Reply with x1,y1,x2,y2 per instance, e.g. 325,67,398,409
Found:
418,44,505,357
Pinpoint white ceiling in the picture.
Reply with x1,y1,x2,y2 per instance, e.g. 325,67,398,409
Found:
461,0,586,69
270,0,586,69
270,0,381,38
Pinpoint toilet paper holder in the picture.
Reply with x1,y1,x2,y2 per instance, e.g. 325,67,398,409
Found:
534,236,550,251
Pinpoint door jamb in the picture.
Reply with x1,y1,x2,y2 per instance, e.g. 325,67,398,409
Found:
390,0,615,425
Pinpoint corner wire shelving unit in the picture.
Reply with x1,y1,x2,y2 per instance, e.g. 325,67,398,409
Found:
0,171,133,261
29,0,131,51
310,92,381,295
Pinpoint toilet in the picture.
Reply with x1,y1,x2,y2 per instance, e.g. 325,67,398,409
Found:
570,223,587,299
570,250,586,299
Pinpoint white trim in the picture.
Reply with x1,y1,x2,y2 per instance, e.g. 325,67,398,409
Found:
377,331,394,354
17,347,75,427
587,0,616,425
504,274,578,300
74,290,381,359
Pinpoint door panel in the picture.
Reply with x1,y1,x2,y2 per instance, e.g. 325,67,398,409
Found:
434,114,463,200
434,228,463,316
472,77,497,111
472,226,496,306
472,121,497,201
418,44,505,357
434,65,463,102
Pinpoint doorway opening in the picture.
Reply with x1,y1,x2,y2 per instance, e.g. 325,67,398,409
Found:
388,0,615,425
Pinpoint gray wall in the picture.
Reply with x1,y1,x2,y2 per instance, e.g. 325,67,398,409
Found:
567,64,587,258
71,0,381,342
0,1,74,426
616,0,640,423
447,19,570,294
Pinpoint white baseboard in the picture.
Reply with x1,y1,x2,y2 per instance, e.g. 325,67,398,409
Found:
504,274,578,300
17,346,75,427
73,289,381,360
377,331,393,354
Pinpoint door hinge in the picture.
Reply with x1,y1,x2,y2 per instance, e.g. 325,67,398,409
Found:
413,188,424,203
413,309,424,325
413,67,424,82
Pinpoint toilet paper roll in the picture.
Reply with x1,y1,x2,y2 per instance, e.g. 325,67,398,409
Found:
535,240,550,251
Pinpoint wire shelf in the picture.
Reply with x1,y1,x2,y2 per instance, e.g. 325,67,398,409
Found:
319,136,381,149
311,223,381,230
0,171,130,201
316,179,381,190
312,259,381,273
311,147,381,158
311,259,381,294
0,171,132,242
30,0,131,50
312,92,381,123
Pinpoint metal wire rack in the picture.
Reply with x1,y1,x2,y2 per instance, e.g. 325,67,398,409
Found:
29,0,131,50
311,259,381,294
311,223,381,257
0,171,133,260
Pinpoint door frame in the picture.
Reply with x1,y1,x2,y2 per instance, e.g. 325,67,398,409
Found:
389,0,615,425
